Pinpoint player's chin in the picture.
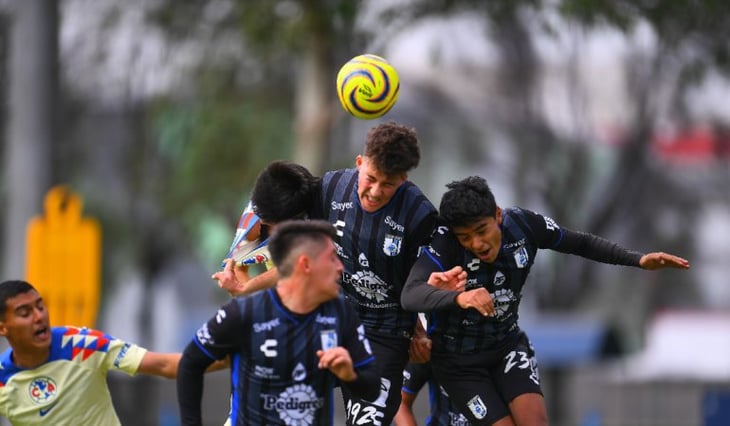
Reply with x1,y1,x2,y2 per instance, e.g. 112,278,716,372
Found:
324,284,341,299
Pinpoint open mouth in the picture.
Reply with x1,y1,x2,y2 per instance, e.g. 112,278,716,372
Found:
477,248,491,260
34,326,50,341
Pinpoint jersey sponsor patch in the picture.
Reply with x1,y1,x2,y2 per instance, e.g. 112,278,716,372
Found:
467,394,488,419
262,383,324,424
343,271,389,303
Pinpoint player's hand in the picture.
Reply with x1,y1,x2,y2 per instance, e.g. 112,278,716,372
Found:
639,252,690,270
455,288,496,317
317,347,356,382
427,266,467,291
212,258,248,296
408,319,431,362
408,335,432,363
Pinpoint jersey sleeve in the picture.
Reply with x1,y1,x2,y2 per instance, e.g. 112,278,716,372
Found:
513,207,565,249
68,327,147,376
338,299,380,401
519,207,644,266
341,300,375,367
404,209,438,267
402,362,430,395
191,298,247,360
401,227,463,312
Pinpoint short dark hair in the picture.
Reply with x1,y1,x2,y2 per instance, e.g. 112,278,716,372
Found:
268,220,336,277
363,121,420,176
0,280,36,318
439,176,498,228
251,160,320,224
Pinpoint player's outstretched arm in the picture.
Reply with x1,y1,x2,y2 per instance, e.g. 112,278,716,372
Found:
639,252,690,270
177,342,216,426
137,352,227,380
137,352,181,379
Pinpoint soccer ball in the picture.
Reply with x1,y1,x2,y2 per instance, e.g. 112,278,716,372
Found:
336,54,400,120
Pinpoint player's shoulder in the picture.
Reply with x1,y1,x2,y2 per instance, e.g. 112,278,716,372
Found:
323,167,355,182
395,181,437,215
0,347,18,382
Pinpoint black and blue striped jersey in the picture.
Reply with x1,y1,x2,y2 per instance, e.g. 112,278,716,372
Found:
402,207,644,354
190,289,375,425
313,168,437,337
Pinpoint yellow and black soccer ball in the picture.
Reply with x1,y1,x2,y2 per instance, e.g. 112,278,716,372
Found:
336,54,400,120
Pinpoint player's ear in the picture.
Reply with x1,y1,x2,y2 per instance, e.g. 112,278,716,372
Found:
495,207,503,225
0,320,7,337
297,254,311,273
355,155,364,168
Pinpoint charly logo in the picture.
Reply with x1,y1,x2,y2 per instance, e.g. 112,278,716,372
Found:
262,384,324,425
29,377,58,405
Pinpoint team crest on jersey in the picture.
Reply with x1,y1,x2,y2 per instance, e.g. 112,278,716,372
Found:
383,234,402,256
513,246,529,268
320,329,337,350
262,383,324,425
29,377,58,404
467,394,488,419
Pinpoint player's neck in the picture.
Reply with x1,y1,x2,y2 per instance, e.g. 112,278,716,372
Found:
276,280,318,314
12,346,49,369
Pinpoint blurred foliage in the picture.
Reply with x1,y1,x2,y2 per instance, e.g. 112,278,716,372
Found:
42,0,730,313
148,72,294,220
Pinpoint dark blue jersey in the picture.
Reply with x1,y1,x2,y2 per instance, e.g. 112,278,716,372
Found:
191,289,375,425
402,362,471,426
313,168,437,337
402,207,644,354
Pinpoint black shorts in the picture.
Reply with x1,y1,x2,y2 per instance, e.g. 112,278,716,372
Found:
341,331,410,426
430,331,542,425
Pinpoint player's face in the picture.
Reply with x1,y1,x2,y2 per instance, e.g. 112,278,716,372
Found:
452,208,503,264
356,155,406,213
310,239,344,300
0,290,51,352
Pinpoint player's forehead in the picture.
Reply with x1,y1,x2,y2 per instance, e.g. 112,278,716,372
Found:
359,156,404,183
452,217,497,236
6,290,42,310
